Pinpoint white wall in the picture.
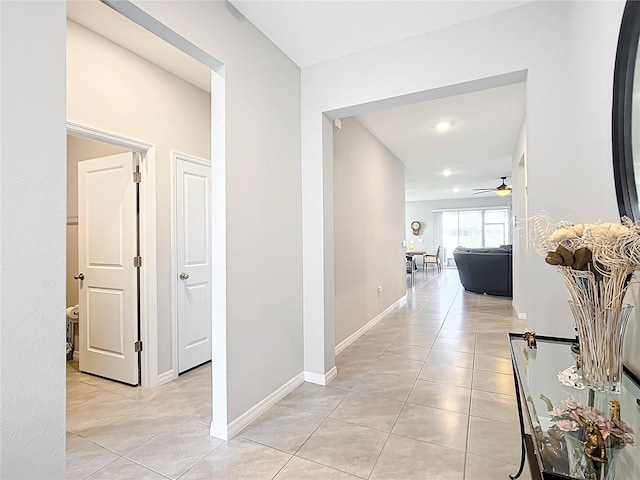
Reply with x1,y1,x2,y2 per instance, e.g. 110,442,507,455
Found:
405,196,511,254
301,1,626,377
130,1,303,424
67,20,211,377
0,2,66,477
561,1,640,376
333,117,405,346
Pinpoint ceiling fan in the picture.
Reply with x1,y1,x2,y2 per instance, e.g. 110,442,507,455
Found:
472,176,512,196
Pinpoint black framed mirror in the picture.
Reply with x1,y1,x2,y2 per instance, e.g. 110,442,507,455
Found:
613,1,640,220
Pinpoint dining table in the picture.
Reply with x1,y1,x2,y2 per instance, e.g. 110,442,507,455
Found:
405,251,425,272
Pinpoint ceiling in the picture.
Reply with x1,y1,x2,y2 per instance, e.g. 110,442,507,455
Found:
229,0,531,68
230,0,528,202
70,1,526,204
356,82,526,202
66,1,211,92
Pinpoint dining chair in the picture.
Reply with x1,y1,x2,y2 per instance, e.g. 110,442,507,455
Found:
423,246,442,272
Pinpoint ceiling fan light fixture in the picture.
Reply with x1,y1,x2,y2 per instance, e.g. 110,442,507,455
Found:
442,168,453,177
494,176,512,196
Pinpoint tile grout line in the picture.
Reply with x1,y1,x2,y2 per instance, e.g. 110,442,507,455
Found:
457,287,476,480
79,453,123,480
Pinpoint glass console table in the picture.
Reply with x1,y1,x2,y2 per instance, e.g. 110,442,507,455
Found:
509,334,640,480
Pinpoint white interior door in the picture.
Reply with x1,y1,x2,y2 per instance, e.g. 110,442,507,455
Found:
176,155,212,373
78,152,138,385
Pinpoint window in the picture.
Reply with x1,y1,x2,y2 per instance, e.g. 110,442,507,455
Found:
484,209,508,248
441,208,510,264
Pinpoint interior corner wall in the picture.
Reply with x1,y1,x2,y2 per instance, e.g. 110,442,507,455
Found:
302,1,625,352
66,20,211,377
322,115,337,371
1,2,66,477
333,117,405,346
404,196,511,256
131,1,303,424
511,120,528,319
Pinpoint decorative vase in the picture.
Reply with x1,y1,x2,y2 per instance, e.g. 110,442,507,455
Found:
568,301,633,393
564,434,586,478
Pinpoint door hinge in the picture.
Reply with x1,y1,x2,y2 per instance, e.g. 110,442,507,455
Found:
133,171,142,183
134,341,143,352
134,256,142,268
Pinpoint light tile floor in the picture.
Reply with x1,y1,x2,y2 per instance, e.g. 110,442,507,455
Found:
67,269,532,479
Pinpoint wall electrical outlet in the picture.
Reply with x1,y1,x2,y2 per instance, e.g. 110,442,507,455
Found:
377,286,383,297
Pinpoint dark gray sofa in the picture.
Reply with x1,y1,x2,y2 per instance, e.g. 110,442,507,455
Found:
453,246,513,297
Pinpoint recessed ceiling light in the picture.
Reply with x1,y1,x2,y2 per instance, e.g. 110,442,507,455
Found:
434,120,455,132
442,169,453,177
453,187,460,193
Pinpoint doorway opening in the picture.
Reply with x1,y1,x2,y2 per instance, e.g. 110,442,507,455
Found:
66,134,140,386
327,71,526,368
64,0,229,443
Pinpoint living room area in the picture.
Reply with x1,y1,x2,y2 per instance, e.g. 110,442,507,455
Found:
406,201,512,270
406,201,515,298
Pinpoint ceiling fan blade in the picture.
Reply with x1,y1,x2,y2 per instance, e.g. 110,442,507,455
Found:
470,176,514,195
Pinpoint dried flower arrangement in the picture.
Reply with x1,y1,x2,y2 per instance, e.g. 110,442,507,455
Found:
531,215,640,392
531,215,640,311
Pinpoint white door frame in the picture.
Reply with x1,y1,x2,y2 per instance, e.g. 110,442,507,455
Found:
170,150,212,379
67,121,159,388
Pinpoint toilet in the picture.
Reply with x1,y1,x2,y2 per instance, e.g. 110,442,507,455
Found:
66,305,79,360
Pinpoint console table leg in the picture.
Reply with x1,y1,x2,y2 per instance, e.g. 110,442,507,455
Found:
509,437,526,480
509,357,526,480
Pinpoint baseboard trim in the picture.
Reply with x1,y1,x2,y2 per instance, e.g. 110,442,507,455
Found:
335,295,407,355
157,369,177,386
512,300,527,320
304,366,337,386
211,372,304,441
72,351,79,361
210,422,229,441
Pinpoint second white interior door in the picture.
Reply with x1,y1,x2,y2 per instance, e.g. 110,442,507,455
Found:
175,153,212,373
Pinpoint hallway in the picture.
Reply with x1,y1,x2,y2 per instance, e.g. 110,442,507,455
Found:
67,269,530,479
